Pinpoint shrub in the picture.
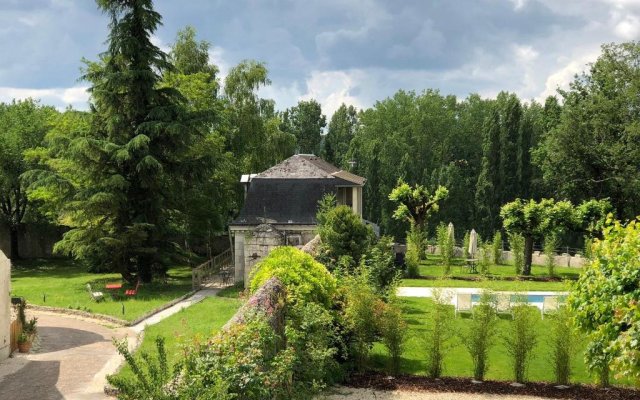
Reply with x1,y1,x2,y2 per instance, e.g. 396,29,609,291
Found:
548,306,577,385
286,302,340,391
361,236,401,297
318,205,373,269
179,313,296,400
340,272,384,370
424,289,454,378
492,232,503,265
503,304,539,383
461,291,498,381
544,234,558,276
509,233,525,275
479,240,492,275
379,301,408,375
462,231,470,259
404,229,421,278
108,336,177,400
407,224,426,261
249,247,336,308
436,224,454,275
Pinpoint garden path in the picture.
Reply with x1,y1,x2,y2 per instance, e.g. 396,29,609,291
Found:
0,288,221,399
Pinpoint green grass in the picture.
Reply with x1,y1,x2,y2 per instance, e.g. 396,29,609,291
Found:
400,256,579,291
370,297,632,386
11,258,194,321
114,294,243,381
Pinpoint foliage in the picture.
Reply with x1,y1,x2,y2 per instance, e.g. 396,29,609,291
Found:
423,289,455,378
360,236,400,297
179,313,294,400
404,237,420,279
249,247,336,308
569,218,640,383
500,198,574,275
436,223,454,274
322,104,358,167
492,231,503,265
340,272,384,370
22,317,38,336
479,240,492,275
533,42,640,221
508,233,525,275
462,231,470,259
281,99,326,154
317,205,373,270
543,234,558,276
285,302,340,392
548,306,577,385
108,336,176,400
379,300,407,375
461,291,498,381
503,304,539,383
0,99,56,259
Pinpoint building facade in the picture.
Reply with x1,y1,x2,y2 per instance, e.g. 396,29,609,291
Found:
230,154,366,284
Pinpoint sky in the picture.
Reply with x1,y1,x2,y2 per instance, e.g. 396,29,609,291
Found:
1,0,639,117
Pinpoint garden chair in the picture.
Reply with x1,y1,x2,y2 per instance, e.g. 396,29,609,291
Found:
125,280,141,297
455,293,473,316
495,294,512,318
86,284,104,302
542,296,559,318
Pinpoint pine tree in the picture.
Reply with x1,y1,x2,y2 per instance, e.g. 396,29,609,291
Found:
53,0,200,282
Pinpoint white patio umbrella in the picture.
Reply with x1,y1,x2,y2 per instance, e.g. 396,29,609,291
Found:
447,222,455,244
469,229,478,258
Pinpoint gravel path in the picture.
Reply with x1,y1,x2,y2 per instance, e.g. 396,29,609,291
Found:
321,387,552,400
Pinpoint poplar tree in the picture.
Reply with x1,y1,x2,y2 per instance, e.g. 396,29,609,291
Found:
323,104,358,167
475,108,501,236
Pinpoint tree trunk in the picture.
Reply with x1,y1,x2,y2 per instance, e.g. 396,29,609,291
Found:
9,225,20,260
523,235,534,275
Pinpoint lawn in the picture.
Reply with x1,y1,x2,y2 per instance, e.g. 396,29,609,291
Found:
11,258,194,321
369,297,633,386
114,289,244,381
400,256,580,292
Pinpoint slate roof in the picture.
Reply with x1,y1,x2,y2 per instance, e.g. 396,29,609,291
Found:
231,155,366,226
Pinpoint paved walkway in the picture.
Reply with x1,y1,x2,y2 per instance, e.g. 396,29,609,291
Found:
0,289,221,399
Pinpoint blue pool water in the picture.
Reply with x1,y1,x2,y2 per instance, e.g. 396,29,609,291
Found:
471,294,546,303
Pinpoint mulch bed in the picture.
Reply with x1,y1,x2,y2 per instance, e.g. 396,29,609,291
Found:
417,275,573,283
346,372,640,400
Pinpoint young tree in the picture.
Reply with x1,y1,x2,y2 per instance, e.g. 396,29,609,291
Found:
462,291,498,381
503,302,539,383
281,99,326,154
389,180,448,259
500,199,573,275
424,289,455,378
0,100,56,259
317,205,373,271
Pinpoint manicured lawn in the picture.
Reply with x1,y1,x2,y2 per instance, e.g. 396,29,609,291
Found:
369,297,632,386
400,256,580,292
11,258,194,321
114,292,243,381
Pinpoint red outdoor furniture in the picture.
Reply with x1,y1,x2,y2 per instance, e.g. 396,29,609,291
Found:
105,283,123,290
125,281,140,297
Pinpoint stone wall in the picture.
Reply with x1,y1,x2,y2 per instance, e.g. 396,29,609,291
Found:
0,250,10,361
231,224,317,286
427,245,588,268
0,223,63,259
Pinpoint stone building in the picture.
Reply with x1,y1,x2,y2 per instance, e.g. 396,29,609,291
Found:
230,154,366,284
0,250,10,361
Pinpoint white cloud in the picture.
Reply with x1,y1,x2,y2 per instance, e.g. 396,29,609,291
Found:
0,86,90,110
300,70,365,117
538,51,599,100
614,14,640,39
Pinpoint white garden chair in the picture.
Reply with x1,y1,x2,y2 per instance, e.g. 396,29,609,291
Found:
86,284,104,302
455,293,472,316
542,296,559,318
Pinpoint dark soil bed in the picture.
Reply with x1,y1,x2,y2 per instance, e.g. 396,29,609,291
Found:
346,372,639,400
418,275,574,283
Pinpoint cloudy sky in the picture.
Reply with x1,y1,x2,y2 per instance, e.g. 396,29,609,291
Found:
1,0,639,116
